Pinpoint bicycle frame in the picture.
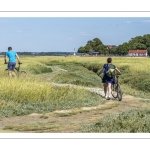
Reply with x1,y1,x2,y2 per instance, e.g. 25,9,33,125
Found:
14,63,22,72
111,74,122,101
5,62,27,77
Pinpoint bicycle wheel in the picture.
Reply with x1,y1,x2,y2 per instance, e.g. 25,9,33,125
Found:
15,70,27,78
111,83,118,98
117,84,123,101
19,70,27,77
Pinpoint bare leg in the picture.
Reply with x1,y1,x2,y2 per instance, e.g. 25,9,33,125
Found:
107,83,112,98
103,82,108,97
8,70,16,77
8,71,12,77
11,71,16,77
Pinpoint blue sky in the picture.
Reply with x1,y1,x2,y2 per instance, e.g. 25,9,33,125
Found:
0,17,150,52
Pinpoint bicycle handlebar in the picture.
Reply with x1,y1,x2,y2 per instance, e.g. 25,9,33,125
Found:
117,73,121,75
116,74,121,78
4,62,22,64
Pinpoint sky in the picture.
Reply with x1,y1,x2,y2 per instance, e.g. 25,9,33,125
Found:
0,17,150,52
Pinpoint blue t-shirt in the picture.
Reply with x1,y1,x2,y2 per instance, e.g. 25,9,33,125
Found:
6,51,17,62
102,63,116,84
103,63,116,75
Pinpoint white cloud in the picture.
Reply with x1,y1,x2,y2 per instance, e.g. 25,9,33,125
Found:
80,32,91,36
142,20,150,23
122,21,132,24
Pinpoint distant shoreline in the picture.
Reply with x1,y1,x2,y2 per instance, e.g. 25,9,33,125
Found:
0,52,83,56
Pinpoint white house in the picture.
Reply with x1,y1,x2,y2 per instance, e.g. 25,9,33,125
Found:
128,50,148,57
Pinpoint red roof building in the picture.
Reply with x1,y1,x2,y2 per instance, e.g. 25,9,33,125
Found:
128,50,147,57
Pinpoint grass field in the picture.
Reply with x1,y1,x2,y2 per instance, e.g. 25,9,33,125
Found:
0,55,150,132
0,56,105,119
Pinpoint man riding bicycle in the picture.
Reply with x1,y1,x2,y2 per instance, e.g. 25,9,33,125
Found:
4,47,21,77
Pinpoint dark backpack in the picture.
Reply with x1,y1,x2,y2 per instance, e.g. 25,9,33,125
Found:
105,64,115,78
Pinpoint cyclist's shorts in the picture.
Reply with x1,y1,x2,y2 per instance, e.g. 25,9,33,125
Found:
102,74,115,84
8,62,16,71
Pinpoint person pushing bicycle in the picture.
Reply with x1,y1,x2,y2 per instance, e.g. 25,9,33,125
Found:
4,47,21,77
102,57,121,100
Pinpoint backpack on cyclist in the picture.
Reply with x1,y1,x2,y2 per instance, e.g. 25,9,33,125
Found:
105,64,115,78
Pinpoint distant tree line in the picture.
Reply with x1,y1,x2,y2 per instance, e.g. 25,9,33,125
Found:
0,52,73,56
77,34,150,55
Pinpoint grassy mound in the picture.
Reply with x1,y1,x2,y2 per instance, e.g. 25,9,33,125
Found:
0,77,105,119
80,109,150,133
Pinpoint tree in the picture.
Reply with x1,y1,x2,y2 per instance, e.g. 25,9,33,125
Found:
129,36,144,44
78,46,85,53
96,45,107,54
147,47,150,55
110,47,117,55
117,42,129,55
77,34,150,55
78,37,105,54
84,45,93,53
143,34,150,47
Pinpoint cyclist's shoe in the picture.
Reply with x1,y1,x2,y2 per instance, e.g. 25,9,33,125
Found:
106,96,111,100
102,95,107,99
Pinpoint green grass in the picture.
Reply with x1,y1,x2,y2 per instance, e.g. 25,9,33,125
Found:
79,109,150,133
4,121,61,132
0,56,107,119
1,56,150,133
51,64,102,87
38,56,150,99
54,112,77,117
28,64,52,74
0,76,105,119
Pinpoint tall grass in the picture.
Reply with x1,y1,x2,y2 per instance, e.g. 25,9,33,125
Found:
79,109,150,133
0,56,150,118
51,64,102,87
30,56,150,98
0,76,105,119
1,56,150,132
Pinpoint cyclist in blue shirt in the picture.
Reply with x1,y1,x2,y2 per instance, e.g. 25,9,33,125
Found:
4,47,21,77
102,57,121,100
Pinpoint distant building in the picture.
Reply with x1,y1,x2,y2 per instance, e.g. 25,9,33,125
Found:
88,50,99,56
128,50,148,57
106,45,118,49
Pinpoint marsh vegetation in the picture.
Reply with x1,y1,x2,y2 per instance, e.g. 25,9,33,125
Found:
0,56,150,132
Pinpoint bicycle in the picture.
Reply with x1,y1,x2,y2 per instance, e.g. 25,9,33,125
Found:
111,73,123,101
5,62,27,77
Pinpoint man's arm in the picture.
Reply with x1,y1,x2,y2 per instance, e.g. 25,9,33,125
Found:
115,68,121,74
4,54,7,64
16,54,20,63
